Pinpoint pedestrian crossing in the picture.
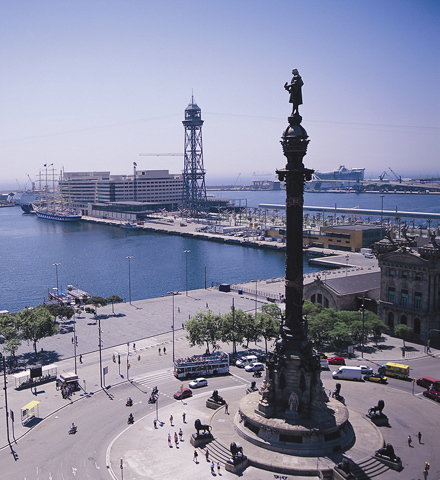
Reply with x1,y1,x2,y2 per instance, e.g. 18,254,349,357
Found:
131,368,175,390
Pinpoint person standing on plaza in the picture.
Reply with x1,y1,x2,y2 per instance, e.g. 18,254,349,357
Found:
170,414,173,426
179,428,183,441
182,412,186,423
210,462,215,474
217,462,221,475
158,347,161,355
205,448,209,462
225,402,229,414
174,431,179,447
193,450,198,463
168,433,171,447
408,435,412,447
418,431,422,444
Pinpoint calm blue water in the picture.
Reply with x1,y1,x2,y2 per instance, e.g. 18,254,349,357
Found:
1,191,439,313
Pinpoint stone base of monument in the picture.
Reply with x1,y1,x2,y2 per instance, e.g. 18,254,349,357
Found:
236,392,355,457
374,453,402,471
206,399,223,410
190,433,213,448
225,456,249,474
366,413,389,427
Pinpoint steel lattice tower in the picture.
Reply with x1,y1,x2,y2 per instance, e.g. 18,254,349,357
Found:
182,96,207,216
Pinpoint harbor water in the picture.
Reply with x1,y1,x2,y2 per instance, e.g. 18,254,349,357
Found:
1,191,439,313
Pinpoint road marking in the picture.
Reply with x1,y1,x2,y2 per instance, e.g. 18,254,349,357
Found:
131,369,173,388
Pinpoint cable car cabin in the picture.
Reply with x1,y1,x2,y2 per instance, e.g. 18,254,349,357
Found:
173,352,229,379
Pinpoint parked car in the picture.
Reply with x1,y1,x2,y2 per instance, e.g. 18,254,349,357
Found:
245,362,265,372
358,365,374,375
189,377,208,389
423,390,440,402
416,376,440,389
174,388,193,400
364,373,388,384
328,356,346,365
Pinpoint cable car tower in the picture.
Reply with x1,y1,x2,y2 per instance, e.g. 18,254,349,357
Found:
182,96,207,217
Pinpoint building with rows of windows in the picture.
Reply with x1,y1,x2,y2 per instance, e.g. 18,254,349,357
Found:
376,237,440,345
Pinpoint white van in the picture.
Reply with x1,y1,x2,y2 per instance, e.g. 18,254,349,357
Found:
236,355,258,368
332,366,363,381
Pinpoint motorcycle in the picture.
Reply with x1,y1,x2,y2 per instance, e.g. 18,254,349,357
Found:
126,398,133,407
68,425,77,435
128,414,134,424
253,371,262,378
148,388,159,404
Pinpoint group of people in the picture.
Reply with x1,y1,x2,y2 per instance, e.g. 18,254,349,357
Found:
59,381,78,399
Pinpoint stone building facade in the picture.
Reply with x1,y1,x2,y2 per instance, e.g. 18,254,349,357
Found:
376,240,440,344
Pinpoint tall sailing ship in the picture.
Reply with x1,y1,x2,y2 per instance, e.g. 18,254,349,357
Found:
34,166,82,222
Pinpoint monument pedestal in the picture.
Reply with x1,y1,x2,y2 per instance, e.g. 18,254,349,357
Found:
237,392,355,457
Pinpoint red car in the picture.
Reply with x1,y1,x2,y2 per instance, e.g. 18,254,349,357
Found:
328,356,346,365
174,388,193,400
423,389,440,402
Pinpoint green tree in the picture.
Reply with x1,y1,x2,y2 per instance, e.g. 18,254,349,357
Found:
394,324,412,349
106,295,124,314
328,321,352,349
366,314,389,345
221,308,245,356
86,296,108,318
18,306,58,356
185,310,221,354
43,304,74,321
0,314,21,359
257,304,282,353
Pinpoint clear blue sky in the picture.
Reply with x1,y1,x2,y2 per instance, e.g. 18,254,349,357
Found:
1,0,439,190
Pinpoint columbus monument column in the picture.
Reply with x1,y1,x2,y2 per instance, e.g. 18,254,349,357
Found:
236,70,354,456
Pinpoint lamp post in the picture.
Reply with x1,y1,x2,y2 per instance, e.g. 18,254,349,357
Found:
71,302,78,374
254,280,258,319
167,291,179,362
0,353,11,446
53,263,61,293
126,256,133,305
184,250,190,296
360,299,366,358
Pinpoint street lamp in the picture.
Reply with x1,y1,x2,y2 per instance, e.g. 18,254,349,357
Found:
126,256,133,305
184,250,190,296
53,263,61,293
167,291,179,362
71,302,78,374
360,299,366,358
254,280,258,319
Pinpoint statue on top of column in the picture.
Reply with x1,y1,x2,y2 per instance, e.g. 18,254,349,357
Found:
284,68,303,116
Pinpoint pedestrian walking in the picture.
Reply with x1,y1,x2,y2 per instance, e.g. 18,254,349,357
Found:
418,431,422,443
158,347,161,355
205,448,209,462
179,428,183,441
153,419,157,429
133,342,136,350
408,435,412,447
170,414,173,426
193,450,198,463
217,462,221,475
164,346,166,354
210,461,215,474
174,432,179,447
182,412,186,423
168,433,172,447
225,402,229,414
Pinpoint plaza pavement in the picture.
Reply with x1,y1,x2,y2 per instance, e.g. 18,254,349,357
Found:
1,280,439,479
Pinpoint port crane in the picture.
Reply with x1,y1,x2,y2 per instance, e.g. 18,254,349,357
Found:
378,171,388,181
389,167,402,183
